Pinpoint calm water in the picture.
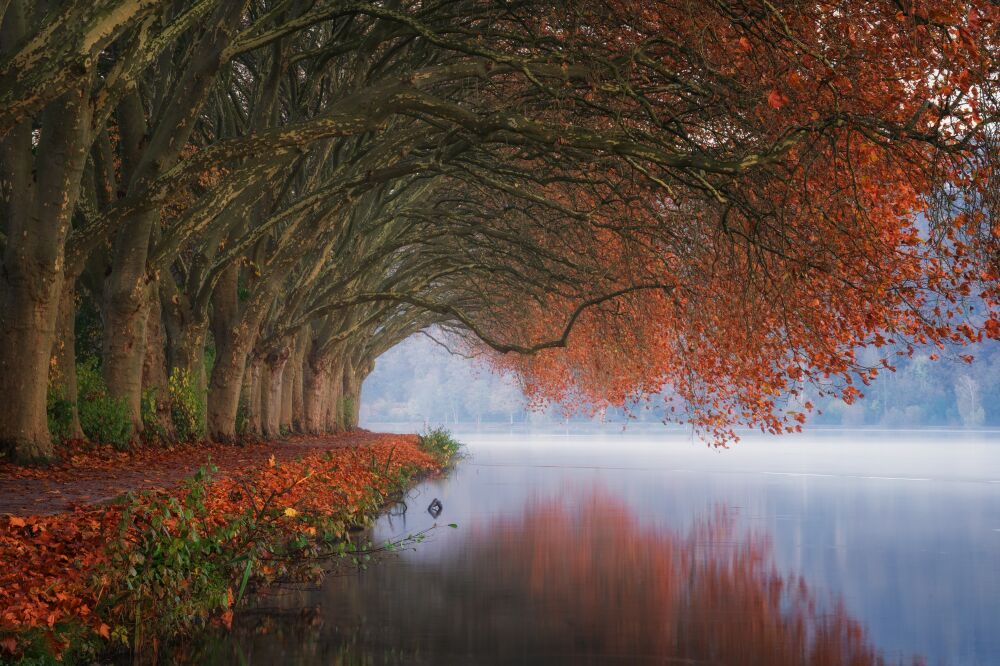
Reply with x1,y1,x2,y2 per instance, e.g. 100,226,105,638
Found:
195,430,1000,665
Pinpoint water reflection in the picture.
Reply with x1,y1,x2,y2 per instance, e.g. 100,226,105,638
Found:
195,488,922,665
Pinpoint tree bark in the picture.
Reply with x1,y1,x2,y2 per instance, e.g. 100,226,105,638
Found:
102,273,152,435
50,283,84,440
280,356,294,433
141,293,174,441
303,356,330,434
262,355,286,439
326,356,346,433
290,332,308,432
206,268,274,440
0,61,93,459
245,359,263,438
340,356,363,431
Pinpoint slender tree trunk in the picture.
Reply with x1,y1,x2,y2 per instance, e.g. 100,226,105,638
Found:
166,316,209,407
246,360,263,437
141,296,174,442
280,357,294,433
50,283,84,440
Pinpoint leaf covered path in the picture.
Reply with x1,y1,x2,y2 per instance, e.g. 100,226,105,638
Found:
0,431,440,655
0,431,380,516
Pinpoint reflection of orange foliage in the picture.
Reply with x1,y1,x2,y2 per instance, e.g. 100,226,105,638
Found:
0,434,438,651
465,492,920,665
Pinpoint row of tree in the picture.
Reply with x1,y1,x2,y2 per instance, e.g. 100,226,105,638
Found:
1,1,998,459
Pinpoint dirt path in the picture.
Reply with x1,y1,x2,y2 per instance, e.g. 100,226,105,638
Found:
0,431,384,516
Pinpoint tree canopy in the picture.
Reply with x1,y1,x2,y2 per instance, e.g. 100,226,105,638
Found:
1,0,998,458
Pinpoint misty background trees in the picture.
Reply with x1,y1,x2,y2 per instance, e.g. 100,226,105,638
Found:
362,334,1000,429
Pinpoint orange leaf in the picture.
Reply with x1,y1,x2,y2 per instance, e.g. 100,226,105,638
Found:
767,89,789,109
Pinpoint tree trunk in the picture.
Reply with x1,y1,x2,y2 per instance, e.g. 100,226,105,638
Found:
206,346,245,443
340,357,364,431
280,357,294,433
50,283,84,441
102,214,156,437
303,357,330,434
0,75,92,459
141,296,174,442
326,357,346,433
262,357,286,439
245,360,263,438
206,266,270,441
290,333,308,432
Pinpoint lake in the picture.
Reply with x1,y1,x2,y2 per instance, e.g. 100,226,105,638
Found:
193,429,1000,665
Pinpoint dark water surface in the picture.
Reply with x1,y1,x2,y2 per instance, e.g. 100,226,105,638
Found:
197,431,1000,665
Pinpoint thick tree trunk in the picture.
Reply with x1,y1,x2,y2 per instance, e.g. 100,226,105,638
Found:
303,358,330,434
206,345,244,442
0,75,92,459
207,317,270,440
102,215,156,436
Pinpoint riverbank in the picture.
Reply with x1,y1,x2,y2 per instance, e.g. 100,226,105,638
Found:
0,431,450,664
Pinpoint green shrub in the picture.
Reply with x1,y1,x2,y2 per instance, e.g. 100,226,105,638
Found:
168,368,206,442
100,466,238,655
46,386,75,444
77,358,132,450
417,426,463,465
140,388,169,444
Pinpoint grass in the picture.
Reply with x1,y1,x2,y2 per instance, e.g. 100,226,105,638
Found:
416,427,464,466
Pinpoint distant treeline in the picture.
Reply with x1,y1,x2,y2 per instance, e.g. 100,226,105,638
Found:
362,336,1000,429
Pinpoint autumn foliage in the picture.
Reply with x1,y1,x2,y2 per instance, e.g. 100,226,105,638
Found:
0,434,440,660
475,1,1000,440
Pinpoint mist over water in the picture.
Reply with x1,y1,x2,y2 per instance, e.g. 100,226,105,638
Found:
197,429,1000,665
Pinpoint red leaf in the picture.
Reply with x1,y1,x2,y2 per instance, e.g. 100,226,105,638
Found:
767,89,789,109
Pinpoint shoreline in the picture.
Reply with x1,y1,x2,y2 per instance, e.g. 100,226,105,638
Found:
0,431,452,664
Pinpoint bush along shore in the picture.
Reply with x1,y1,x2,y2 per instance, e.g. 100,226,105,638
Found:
0,431,462,664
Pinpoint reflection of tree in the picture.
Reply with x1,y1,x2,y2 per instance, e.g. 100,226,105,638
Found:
449,493,919,665
191,492,923,665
